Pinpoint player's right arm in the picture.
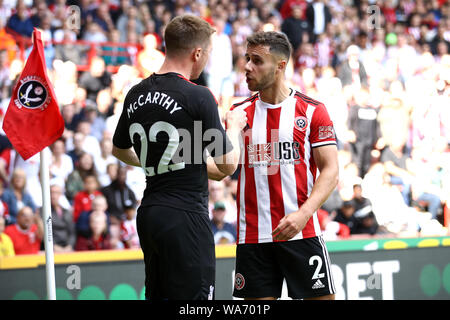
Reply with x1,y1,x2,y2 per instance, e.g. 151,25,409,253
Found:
197,87,246,180
111,146,141,167
111,94,141,167
206,156,226,181
210,108,247,178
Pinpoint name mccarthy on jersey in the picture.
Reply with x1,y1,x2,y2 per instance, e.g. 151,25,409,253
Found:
126,90,182,118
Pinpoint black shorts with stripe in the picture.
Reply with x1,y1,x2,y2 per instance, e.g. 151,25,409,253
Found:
233,236,335,299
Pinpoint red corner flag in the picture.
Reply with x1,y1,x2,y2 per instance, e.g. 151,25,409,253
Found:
3,28,64,160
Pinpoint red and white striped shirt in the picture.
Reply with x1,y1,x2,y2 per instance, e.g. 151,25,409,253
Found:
231,89,337,244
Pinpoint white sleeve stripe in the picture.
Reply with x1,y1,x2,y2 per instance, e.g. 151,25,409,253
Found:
311,141,337,148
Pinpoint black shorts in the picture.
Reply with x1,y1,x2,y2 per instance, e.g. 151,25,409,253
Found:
136,205,216,300
233,236,335,299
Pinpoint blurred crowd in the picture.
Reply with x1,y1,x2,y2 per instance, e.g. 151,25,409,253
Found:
0,0,449,257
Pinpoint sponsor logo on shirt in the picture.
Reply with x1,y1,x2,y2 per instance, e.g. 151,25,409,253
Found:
247,141,302,168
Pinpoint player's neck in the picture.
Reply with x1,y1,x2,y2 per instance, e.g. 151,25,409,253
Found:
157,58,193,80
258,81,291,105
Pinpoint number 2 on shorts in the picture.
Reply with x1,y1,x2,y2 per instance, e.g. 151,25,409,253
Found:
309,255,325,280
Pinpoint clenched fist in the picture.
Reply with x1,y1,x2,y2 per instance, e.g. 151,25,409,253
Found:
225,108,247,131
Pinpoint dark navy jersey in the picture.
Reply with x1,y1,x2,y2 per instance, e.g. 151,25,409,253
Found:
113,72,232,213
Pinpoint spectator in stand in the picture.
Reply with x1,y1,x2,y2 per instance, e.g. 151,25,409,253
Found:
279,0,307,20
317,208,350,241
281,4,309,53
380,136,414,206
0,215,14,256
430,22,450,55
75,120,102,159
65,152,97,201
49,138,74,184
6,1,33,37
72,173,103,223
1,168,37,224
82,101,106,142
120,202,139,249
101,165,136,223
347,89,383,178
350,183,382,235
61,104,83,140
10,149,50,211
95,87,115,118
208,180,237,226
86,1,114,34
295,42,318,71
136,33,165,78
78,56,112,102
50,183,75,252
82,21,108,43
94,135,119,187
305,0,332,43
210,201,236,245
109,220,124,249
4,206,43,255
333,200,358,234
140,3,158,40
111,0,131,25
76,194,109,238
205,16,234,107
231,55,252,98
75,210,111,251
29,0,49,29
67,132,86,167
106,161,119,180
315,32,333,67
408,144,444,221
50,1,68,30
54,28,84,65
116,4,144,42
337,44,368,90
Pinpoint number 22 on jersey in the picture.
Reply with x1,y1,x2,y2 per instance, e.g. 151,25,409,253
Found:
129,121,185,176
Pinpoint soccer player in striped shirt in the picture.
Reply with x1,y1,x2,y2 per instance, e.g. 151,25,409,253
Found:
231,31,339,300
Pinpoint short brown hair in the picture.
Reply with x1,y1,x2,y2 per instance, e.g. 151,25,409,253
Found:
246,31,293,62
164,14,215,57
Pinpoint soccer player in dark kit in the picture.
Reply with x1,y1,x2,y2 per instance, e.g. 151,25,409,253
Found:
112,14,247,300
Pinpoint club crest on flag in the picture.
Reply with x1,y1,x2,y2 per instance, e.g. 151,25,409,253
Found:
15,75,50,110
3,28,64,161
294,116,308,132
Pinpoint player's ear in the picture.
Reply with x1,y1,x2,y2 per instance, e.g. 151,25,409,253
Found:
277,59,287,71
192,47,202,62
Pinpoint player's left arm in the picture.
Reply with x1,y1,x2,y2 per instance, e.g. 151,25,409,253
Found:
272,145,339,241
